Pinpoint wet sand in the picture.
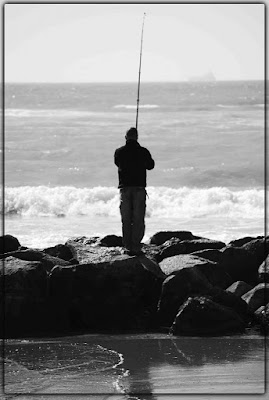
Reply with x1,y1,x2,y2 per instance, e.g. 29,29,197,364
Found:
2,333,266,399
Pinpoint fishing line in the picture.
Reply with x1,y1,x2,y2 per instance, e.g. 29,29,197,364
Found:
135,13,146,130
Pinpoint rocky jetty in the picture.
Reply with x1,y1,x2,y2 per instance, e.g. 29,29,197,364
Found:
0,231,268,338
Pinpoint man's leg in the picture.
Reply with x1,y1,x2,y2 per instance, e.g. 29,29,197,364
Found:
132,187,146,252
120,187,132,250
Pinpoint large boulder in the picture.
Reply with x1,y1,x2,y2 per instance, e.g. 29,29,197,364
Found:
98,235,123,247
0,248,71,271
242,237,269,267
218,246,260,285
209,286,249,322
157,261,244,328
49,254,164,331
159,254,208,275
0,248,44,261
2,257,48,297
156,238,225,263
258,255,269,282
43,243,75,261
254,303,269,333
40,254,71,271
157,267,214,327
241,283,269,313
0,235,21,254
170,296,246,336
149,231,197,246
190,249,222,263
226,281,253,298
228,237,256,247
65,237,123,264
0,257,49,337
159,254,232,288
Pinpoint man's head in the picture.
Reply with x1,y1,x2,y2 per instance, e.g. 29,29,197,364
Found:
125,127,138,141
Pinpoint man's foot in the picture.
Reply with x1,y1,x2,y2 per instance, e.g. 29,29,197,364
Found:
130,248,144,256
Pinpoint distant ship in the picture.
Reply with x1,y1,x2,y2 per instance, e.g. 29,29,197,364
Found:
187,70,216,82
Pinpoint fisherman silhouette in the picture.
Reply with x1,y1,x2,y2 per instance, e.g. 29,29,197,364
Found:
114,127,155,255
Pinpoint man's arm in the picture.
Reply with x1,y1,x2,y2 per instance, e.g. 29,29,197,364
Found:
114,149,120,167
144,149,155,170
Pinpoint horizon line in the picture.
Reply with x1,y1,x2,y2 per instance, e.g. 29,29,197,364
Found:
4,78,264,84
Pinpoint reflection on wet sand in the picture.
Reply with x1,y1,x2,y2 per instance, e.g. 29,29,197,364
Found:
3,334,265,398
105,336,265,395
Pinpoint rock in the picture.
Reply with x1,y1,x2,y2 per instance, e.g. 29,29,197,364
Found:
157,267,214,327
218,246,259,285
149,231,197,246
170,296,246,336
0,249,71,271
0,235,20,254
159,254,209,276
40,254,71,271
190,249,222,263
254,303,269,332
156,238,225,262
241,283,269,313
98,235,123,247
43,244,75,261
242,237,269,267
157,256,239,329
228,237,256,247
66,237,126,264
49,254,164,331
1,257,47,297
138,255,165,279
67,236,100,245
258,255,269,282
159,254,232,288
0,248,45,261
0,257,49,337
141,243,162,262
209,286,249,322
2,232,266,338
226,281,253,298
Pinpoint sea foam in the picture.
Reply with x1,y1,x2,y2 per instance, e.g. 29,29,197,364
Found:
4,186,264,220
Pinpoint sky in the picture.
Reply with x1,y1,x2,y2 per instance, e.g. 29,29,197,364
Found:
4,3,264,82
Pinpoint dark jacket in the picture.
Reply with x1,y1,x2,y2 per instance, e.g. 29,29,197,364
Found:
114,140,155,188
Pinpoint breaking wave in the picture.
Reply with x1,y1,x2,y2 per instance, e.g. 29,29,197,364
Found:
4,185,264,219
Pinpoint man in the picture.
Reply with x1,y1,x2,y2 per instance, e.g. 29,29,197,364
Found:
114,127,155,255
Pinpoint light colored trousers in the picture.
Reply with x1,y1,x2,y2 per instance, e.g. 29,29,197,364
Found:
120,187,146,250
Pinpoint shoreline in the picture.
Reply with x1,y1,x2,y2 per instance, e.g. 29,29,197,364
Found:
5,213,264,250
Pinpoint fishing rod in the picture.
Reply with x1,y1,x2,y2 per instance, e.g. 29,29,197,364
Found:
135,13,146,130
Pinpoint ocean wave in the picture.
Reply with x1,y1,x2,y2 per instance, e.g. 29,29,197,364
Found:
4,108,104,118
217,104,239,109
4,185,264,219
217,103,264,109
113,104,159,109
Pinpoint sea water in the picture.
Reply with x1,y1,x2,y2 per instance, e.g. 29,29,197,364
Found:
4,81,265,247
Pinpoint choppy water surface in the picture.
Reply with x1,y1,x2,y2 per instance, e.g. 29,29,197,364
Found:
3,333,265,398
